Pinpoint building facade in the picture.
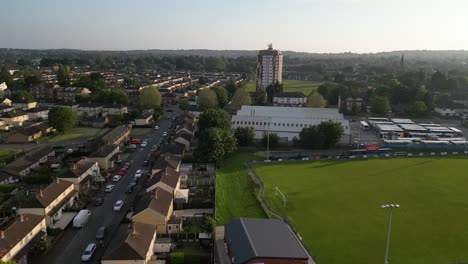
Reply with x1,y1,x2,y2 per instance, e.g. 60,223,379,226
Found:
256,44,283,91
273,92,307,107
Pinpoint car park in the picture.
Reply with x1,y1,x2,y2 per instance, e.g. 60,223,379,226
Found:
81,243,96,262
112,175,122,182
114,200,124,211
104,184,115,193
96,226,106,240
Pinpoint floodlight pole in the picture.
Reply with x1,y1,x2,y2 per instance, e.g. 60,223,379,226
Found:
266,118,271,160
382,204,399,264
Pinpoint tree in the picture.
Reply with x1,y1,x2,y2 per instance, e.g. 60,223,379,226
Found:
0,260,17,264
139,87,162,108
48,106,78,133
431,71,447,91
299,126,325,149
318,121,344,149
179,99,190,111
251,91,267,105
198,76,209,85
197,89,218,111
369,95,391,115
169,252,184,264
96,89,130,106
225,79,238,97
230,88,251,110
265,82,283,103
56,64,71,87
12,90,34,102
234,127,255,146
198,108,231,132
0,68,13,86
306,91,327,107
413,101,428,117
24,72,42,87
212,86,229,108
261,133,279,149
195,127,237,163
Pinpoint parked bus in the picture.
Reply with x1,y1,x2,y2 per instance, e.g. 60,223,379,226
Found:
360,121,370,130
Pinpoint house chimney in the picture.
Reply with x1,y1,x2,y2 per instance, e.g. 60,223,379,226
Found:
39,189,43,197
0,231,5,239
20,214,24,222
56,177,60,183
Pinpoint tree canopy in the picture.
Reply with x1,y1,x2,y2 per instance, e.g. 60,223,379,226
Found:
212,86,229,108
234,126,255,146
197,89,218,111
139,87,162,108
306,91,327,107
48,106,78,133
369,95,391,116
198,108,231,132
56,64,71,87
230,88,251,110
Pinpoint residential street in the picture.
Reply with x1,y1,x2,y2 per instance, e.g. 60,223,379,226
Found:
31,108,178,264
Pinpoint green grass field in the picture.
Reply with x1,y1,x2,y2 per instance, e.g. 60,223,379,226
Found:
130,128,152,137
47,127,110,143
215,151,267,224
254,158,468,264
244,79,322,95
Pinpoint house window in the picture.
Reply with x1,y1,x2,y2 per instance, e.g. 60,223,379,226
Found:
168,226,172,230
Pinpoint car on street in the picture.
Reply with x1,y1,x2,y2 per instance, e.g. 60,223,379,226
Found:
162,132,168,137
141,141,148,147
129,181,137,188
118,168,127,176
154,125,159,130
124,162,131,169
112,175,122,182
104,184,115,193
135,169,142,178
125,186,133,193
114,200,124,211
96,226,106,240
81,243,96,262
94,197,104,206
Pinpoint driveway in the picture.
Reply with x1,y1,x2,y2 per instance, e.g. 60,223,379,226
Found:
31,110,177,264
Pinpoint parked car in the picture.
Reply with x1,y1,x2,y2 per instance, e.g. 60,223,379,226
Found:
105,184,115,193
115,159,123,164
124,162,131,169
96,226,106,240
143,159,149,166
125,186,133,194
162,132,168,137
154,125,159,130
81,243,96,262
114,200,124,211
73,209,92,228
112,175,122,182
118,168,127,176
129,181,137,188
141,141,148,147
135,169,142,178
94,197,104,206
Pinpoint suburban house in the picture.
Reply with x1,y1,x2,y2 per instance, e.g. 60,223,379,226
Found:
56,87,91,103
18,179,78,227
159,143,185,158
30,84,58,100
1,98,12,106
1,110,29,126
59,159,100,194
343,97,363,112
2,147,55,178
12,100,38,111
152,154,181,172
7,126,43,143
26,107,50,121
273,92,307,107
0,82,6,91
215,218,310,264
145,167,188,203
79,115,109,128
101,125,131,145
101,222,157,264
0,105,15,114
102,104,128,116
77,103,103,117
0,120,11,131
88,145,120,170
0,214,47,264
132,187,175,235
54,102,79,111
173,133,191,150
135,112,154,126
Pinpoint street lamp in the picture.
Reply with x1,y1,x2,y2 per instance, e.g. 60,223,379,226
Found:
381,204,400,264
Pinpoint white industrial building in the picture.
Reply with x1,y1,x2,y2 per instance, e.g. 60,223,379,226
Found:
231,106,351,144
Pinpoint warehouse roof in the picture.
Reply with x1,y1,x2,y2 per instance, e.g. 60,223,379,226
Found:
236,106,343,119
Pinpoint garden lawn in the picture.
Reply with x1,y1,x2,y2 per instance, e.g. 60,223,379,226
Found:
130,128,152,137
47,127,109,143
215,151,266,224
254,157,468,264
244,79,322,96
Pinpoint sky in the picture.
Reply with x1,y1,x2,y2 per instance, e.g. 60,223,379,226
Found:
1,0,468,53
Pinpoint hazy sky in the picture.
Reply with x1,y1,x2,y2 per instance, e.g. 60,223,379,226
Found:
1,0,467,53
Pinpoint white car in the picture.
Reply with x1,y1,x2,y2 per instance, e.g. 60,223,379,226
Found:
81,243,96,262
113,200,124,211
141,141,148,147
104,184,115,193
154,125,159,130
112,175,122,182
135,169,142,178
162,132,167,137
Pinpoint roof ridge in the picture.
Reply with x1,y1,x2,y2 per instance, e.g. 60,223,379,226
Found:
240,218,258,257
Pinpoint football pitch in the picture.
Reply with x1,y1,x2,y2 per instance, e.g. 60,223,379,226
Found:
254,157,468,264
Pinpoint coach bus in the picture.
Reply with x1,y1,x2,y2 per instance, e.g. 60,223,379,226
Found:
360,121,370,130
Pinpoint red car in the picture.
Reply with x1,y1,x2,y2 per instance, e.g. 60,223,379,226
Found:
118,168,127,176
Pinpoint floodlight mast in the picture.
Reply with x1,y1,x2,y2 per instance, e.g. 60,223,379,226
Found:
381,203,400,264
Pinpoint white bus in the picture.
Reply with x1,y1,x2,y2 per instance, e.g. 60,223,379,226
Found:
360,121,370,130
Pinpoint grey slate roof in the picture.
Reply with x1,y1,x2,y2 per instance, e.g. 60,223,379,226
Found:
225,218,308,264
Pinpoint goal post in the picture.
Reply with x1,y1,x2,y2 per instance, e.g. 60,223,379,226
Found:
274,186,287,208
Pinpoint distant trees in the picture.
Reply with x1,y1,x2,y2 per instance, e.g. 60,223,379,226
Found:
413,101,428,117
230,88,252,110
234,127,255,146
48,106,78,133
298,121,344,149
251,91,267,106
12,90,34,102
73,72,107,91
198,108,231,132
139,87,162,108
0,68,13,86
224,79,239,97
212,86,229,108
197,89,218,110
306,91,327,107
369,95,391,115
56,64,71,87
178,99,190,111
96,89,130,106
265,82,283,104
261,133,279,149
